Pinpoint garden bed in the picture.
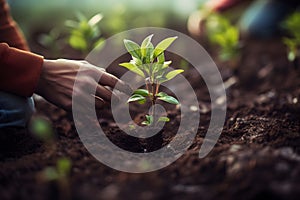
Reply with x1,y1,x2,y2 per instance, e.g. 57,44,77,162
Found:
0,39,300,200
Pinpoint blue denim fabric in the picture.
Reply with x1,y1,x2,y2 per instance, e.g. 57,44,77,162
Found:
0,92,35,128
240,0,297,38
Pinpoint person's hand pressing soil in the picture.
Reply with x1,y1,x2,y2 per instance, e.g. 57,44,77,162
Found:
36,59,131,111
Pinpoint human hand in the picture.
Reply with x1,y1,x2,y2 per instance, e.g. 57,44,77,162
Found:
36,59,132,111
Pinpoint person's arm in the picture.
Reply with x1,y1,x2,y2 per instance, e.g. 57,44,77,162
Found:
0,42,132,110
0,0,43,97
0,0,29,50
0,43,43,97
0,0,131,111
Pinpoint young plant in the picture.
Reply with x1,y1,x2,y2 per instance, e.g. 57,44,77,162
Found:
282,12,300,64
29,117,57,155
205,13,240,68
119,34,183,126
39,158,72,200
65,12,105,55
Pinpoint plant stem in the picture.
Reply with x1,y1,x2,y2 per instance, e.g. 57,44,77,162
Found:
155,81,160,95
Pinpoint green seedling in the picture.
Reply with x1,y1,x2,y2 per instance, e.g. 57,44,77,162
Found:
205,13,240,68
65,12,105,54
39,158,72,200
120,34,183,126
282,12,300,64
29,117,56,155
30,117,54,141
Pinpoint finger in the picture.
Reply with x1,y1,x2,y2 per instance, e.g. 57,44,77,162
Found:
95,84,115,102
82,61,132,95
99,72,132,95
91,94,105,109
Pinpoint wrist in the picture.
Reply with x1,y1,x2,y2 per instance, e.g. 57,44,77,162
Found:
36,59,52,96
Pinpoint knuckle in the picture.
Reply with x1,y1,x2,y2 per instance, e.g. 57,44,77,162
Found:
80,60,89,65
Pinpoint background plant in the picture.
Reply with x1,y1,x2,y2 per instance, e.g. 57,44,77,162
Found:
29,117,57,155
65,12,105,55
39,157,72,200
38,12,105,57
30,118,72,200
119,34,183,126
282,12,300,64
205,13,241,68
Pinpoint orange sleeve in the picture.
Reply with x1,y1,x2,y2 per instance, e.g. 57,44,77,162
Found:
0,43,43,97
0,0,44,97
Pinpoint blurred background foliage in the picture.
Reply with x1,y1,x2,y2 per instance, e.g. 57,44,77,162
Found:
7,0,205,37
7,0,206,58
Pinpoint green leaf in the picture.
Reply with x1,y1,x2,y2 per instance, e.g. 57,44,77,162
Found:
158,116,170,122
69,34,87,51
88,13,103,26
162,61,172,69
141,34,153,57
142,115,153,126
43,167,59,181
127,94,146,103
132,56,143,66
156,92,167,97
156,75,167,83
288,51,296,61
38,35,53,47
158,95,179,104
165,69,184,81
137,98,146,104
161,69,184,83
124,39,141,59
119,62,145,77
76,12,87,22
57,158,71,176
152,63,161,75
30,118,54,141
144,42,154,63
141,121,150,125
157,52,165,64
133,89,149,97
154,36,178,57
65,20,79,28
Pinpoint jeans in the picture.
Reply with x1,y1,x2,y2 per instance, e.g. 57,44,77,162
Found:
240,0,298,38
0,92,35,128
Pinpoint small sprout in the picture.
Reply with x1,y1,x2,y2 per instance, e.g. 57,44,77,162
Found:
42,158,71,181
128,124,136,130
65,12,105,54
39,158,72,200
29,117,56,156
141,115,154,126
282,12,300,65
120,34,183,126
29,117,54,142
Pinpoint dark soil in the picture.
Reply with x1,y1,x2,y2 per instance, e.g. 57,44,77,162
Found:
1,39,300,200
